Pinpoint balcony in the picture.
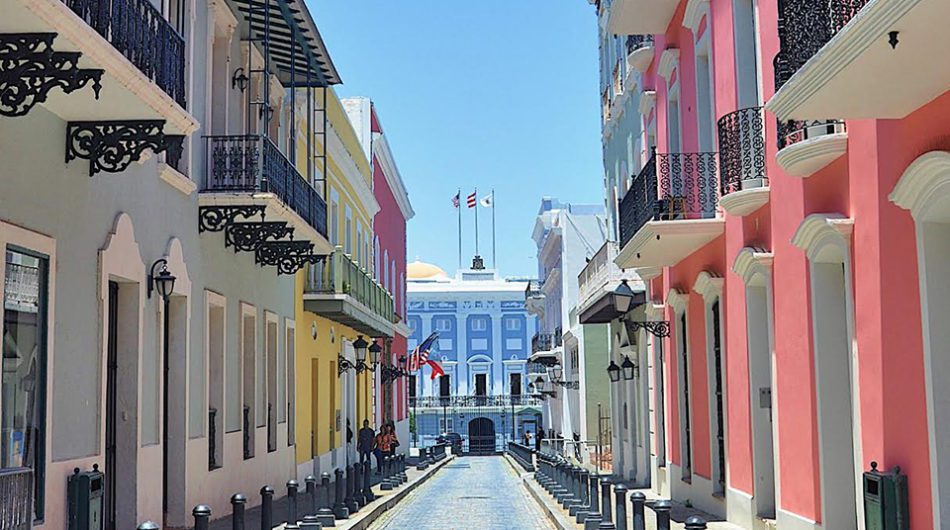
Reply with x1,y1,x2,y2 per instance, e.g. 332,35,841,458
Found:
616,150,724,269
304,248,395,337
769,0,946,120
1,0,195,133
577,241,644,324
524,279,545,316
626,35,655,73
530,330,562,364
608,0,681,34
716,106,770,215
775,119,848,177
409,395,542,409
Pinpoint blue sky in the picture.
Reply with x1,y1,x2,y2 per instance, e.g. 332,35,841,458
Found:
310,1,604,278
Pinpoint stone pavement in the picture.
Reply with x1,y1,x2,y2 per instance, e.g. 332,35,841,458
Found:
367,456,556,530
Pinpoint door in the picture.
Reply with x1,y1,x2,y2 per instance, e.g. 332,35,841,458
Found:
467,417,496,455
510,373,522,397
679,312,692,479
712,301,726,493
439,374,450,406
105,281,118,530
475,374,487,406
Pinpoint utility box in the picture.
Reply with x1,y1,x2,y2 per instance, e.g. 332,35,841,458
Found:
864,461,909,530
67,465,103,530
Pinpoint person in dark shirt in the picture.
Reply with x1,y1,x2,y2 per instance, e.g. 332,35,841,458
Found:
357,419,376,465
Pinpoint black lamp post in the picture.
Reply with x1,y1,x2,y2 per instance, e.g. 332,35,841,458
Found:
368,340,382,367
149,258,175,514
613,279,635,313
147,258,176,300
607,360,621,383
621,355,636,381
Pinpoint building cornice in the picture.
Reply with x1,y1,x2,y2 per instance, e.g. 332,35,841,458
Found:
373,133,415,221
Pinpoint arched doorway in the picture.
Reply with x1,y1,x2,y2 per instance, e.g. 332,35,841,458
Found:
468,417,496,455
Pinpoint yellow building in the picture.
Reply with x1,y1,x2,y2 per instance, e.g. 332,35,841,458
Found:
288,87,396,477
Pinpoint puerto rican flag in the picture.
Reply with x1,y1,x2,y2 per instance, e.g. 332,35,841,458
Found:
409,332,445,379
466,191,477,208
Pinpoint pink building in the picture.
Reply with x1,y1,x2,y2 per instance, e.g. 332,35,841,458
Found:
345,98,415,441
603,0,947,527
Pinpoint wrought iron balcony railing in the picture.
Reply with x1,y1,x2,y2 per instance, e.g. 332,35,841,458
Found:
306,248,395,324
717,106,767,195
531,331,562,354
0,467,32,529
63,0,186,107
777,119,847,150
773,0,869,91
619,150,719,248
205,135,328,238
524,279,542,300
625,34,654,55
410,395,542,409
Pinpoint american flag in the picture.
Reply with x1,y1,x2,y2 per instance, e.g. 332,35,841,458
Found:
452,192,460,208
466,191,477,208
409,332,439,371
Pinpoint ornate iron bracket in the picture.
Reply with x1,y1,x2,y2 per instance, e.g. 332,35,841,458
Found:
554,381,580,390
65,120,185,176
224,221,294,252
198,205,266,233
627,320,671,338
0,33,103,117
255,240,322,275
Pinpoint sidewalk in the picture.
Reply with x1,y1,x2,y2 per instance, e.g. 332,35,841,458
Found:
207,456,454,530
504,455,742,530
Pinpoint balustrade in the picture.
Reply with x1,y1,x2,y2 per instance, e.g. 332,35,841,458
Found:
717,107,767,195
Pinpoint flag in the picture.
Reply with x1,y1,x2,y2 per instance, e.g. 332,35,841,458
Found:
466,192,477,208
427,359,445,380
409,332,438,372
452,192,460,208
480,193,493,208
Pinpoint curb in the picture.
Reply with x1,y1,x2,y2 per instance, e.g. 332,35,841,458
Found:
336,455,455,530
502,454,578,530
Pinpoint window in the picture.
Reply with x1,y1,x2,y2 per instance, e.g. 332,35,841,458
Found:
434,318,453,332
439,417,454,434
471,317,488,332
505,318,522,331
2,248,48,520
510,373,522,396
439,375,451,397
330,191,340,246
344,206,353,254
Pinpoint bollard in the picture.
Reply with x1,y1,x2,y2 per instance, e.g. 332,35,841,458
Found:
288,479,300,524
353,462,365,507
344,464,358,513
586,474,602,526
305,475,318,516
231,493,247,530
300,514,323,528
652,499,672,530
400,455,408,483
614,484,628,530
260,486,274,530
380,456,394,490
285,523,300,530
584,514,603,530
318,472,336,527
630,492,646,530
598,522,617,530
193,505,212,530
684,515,707,530
576,470,591,524
601,477,613,523
137,523,160,530
333,468,349,519
363,460,375,502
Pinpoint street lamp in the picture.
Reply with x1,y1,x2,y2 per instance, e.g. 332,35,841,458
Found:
147,258,176,300
613,279,635,313
607,360,621,383
621,355,636,381
368,340,382,366
353,335,369,364
550,364,563,381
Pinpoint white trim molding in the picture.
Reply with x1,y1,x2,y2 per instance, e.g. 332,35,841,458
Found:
666,288,688,314
719,187,770,216
790,214,854,261
637,266,663,281
683,0,710,34
639,90,657,116
692,270,724,301
732,247,774,286
776,131,848,178
890,150,950,219
372,133,415,221
658,49,680,82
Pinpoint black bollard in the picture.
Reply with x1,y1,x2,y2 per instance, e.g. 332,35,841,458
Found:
363,458,375,502
260,486,274,530
601,477,613,523
653,499,671,530
193,505,212,530
333,468,349,519
288,479,300,524
399,455,407,483
585,475,602,529
344,464,358,513
614,484,628,530
598,521,617,530
137,523,160,530
318,472,336,527
299,515,322,529
685,515,707,530
630,492,646,530
305,475,318,516
576,470,591,524
231,493,247,530
380,456,394,491
353,462,365,507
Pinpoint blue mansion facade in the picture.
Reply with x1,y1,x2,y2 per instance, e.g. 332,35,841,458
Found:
406,260,542,452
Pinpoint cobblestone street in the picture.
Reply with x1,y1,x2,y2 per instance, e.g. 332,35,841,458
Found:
368,456,555,530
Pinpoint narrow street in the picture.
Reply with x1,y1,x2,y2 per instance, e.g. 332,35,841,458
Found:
368,457,554,530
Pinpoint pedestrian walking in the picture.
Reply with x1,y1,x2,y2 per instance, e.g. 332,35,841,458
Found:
374,426,391,473
358,419,376,465
388,424,400,457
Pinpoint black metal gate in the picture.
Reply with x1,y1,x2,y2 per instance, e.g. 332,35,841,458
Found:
467,417,496,455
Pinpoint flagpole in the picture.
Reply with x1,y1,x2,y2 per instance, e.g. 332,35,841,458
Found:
457,188,462,272
474,187,479,258
491,188,497,269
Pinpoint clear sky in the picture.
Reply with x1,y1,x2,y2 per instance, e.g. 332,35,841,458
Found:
310,0,604,278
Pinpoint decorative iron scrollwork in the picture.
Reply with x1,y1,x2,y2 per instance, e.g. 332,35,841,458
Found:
0,33,103,117
626,320,671,339
224,221,294,252
198,205,266,233
65,120,185,176
717,107,767,195
255,240,322,275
